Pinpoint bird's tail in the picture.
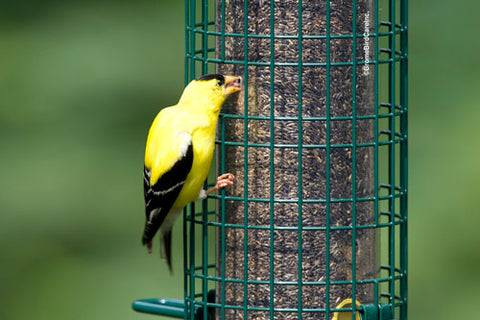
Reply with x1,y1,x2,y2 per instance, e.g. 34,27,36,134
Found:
142,221,156,253
141,220,173,272
161,230,173,273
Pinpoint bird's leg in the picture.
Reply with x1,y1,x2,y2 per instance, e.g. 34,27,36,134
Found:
205,173,235,195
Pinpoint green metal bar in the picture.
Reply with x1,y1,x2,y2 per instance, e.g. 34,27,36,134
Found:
269,0,276,318
220,111,227,320
351,1,358,319
220,0,226,62
218,138,405,150
200,4,209,318
168,304,374,314
372,0,381,306
186,28,402,40
218,111,405,121
132,298,186,318
202,191,209,320
183,1,190,319
207,192,405,205
184,0,190,83
388,0,397,315
297,1,304,319
203,219,404,233
187,2,193,318
189,202,196,318
202,0,208,74
191,271,405,287
399,0,408,318
190,0,196,79
242,1,249,318
183,209,189,320
186,54,403,67
373,0,380,233
325,0,332,318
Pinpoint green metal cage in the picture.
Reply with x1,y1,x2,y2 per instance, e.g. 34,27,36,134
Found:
133,0,407,319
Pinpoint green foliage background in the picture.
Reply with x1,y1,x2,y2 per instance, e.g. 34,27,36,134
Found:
1,0,478,319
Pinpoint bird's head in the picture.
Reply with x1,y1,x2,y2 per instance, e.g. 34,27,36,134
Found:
178,74,242,112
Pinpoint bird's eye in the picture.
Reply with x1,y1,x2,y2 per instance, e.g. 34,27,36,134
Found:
217,80,222,86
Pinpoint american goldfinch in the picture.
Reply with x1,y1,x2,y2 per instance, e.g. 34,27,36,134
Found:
142,74,241,270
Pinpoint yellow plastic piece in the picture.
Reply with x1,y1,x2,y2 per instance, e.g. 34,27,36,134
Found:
332,298,362,320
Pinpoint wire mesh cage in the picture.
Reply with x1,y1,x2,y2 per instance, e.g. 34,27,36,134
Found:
133,0,407,319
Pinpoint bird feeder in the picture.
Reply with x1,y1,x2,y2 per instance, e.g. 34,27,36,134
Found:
133,0,408,319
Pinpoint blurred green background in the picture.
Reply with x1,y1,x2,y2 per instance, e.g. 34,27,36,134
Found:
1,0,479,319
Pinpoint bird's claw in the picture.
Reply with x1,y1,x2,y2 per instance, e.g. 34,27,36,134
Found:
216,173,235,189
205,173,235,195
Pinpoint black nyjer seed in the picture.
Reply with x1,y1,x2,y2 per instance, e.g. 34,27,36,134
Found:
215,1,377,318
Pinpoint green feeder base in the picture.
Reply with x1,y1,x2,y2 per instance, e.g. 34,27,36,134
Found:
132,298,392,319
361,304,393,320
132,298,185,318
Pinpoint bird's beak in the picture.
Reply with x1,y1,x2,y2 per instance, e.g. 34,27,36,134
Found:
224,76,242,96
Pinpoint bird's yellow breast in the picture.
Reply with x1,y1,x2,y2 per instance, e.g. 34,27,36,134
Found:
171,121,216,210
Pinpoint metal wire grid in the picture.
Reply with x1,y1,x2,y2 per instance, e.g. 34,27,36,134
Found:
184,0,407,319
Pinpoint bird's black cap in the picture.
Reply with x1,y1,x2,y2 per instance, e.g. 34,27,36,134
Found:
195,74,225,86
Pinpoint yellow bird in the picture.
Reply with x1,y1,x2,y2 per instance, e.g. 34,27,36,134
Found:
142,74,241,270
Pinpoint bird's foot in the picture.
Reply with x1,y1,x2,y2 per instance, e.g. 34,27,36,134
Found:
205,173,235,195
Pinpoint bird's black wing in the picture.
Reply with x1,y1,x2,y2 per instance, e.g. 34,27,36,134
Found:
142,142,194,249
